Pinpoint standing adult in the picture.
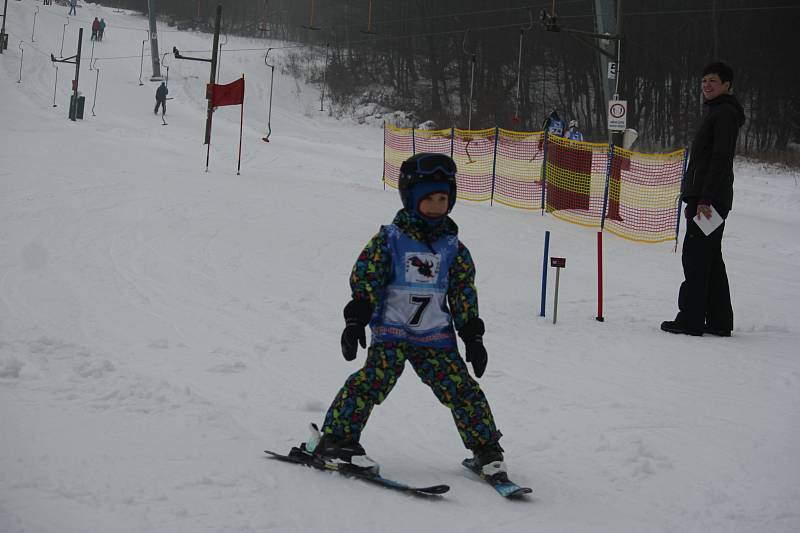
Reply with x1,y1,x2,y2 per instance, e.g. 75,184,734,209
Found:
154,81,168,116
91,17,100,41
68,0,77,16
98,18,106,41
661,62,745,337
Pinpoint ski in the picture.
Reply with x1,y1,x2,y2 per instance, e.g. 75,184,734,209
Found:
462,458,533,499
265,447,449,497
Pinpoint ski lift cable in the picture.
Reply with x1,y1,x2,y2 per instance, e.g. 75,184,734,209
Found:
462,29,477,132
263,48,276,142
91,58,100,116
461,29,478,163
515,10,534,119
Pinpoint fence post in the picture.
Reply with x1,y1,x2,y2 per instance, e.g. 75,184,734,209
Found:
600,143,615,230
490,126,499,205
450,127,455,159
540,131,549,216
412,125,416,154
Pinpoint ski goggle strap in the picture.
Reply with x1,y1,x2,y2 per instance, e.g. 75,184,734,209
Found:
405,153,457,177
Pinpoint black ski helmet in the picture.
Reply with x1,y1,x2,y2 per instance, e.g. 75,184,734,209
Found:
398,152,458,213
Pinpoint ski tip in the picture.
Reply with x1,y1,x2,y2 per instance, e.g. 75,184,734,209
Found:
507,486,533,497
422,484,451,495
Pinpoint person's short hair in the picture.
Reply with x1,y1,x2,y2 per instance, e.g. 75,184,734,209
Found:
702,62,734,85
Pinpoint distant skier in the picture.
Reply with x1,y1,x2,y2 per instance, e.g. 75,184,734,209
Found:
154,82,168,116
98,18,106,41
542,109,565,137
67,0,77,16
307,152,510,482
565,119,584,141
91,18,100,41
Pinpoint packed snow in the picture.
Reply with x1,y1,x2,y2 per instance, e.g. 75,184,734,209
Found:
1,2,799,532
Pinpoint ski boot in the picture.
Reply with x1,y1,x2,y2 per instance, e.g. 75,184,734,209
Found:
471,441,508,481
306,424,380,475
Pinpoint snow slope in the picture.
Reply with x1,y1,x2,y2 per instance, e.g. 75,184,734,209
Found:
1,2,799,532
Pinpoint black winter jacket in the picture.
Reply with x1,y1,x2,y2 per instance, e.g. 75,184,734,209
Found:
682,93,746,212
156,84,168,102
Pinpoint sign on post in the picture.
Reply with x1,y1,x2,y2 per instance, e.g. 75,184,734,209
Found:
607,100,627,131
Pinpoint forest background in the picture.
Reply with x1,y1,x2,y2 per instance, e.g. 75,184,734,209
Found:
106,0,799,155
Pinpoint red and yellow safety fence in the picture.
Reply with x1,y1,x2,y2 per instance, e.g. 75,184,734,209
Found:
383,123,687,244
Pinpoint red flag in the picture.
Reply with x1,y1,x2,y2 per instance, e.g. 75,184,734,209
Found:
209,77,244,107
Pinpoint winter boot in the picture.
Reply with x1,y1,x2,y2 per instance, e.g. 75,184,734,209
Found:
307,425,379,475
660,320,703,336
472,441,507,479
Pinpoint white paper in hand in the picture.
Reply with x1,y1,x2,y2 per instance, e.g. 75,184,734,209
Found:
693,205,724,236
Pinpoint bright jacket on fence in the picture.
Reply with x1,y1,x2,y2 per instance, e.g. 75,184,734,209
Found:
351,209,479,348
682,93,745,211
565,128,584,141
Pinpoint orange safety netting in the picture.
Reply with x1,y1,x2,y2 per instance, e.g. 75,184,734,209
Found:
544,135,611,228
382,123,686,244
453,128,495,202
383,123,415,190
493,129,546,210
603,146,686,243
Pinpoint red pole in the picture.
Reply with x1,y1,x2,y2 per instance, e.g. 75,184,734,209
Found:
237,75,244,175
596,231,604,322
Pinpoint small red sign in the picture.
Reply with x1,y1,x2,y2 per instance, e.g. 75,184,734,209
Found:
550,257,566,268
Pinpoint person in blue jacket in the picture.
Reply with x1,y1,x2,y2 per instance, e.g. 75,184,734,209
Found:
309,152,508,481
542,109,565,137
565,119,584,141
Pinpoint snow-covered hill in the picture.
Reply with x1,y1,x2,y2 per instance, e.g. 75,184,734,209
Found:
1,2,799,532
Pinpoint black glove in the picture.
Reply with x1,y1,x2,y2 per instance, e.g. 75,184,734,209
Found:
459,317,488,378
340,299,372,361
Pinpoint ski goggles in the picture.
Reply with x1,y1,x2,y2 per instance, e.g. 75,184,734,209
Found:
404,153,457,177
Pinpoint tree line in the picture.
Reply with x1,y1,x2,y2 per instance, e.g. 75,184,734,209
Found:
115,0,799,153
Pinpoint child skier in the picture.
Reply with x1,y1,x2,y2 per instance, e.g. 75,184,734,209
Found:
309,152,507,480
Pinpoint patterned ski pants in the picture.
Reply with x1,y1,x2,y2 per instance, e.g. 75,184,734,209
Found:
321,341,502,450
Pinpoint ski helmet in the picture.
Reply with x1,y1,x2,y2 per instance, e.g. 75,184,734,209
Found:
398,152,458,213
569,119,579,129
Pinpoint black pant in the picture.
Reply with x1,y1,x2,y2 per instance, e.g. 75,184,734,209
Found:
154,99,166,115
675,202,733,331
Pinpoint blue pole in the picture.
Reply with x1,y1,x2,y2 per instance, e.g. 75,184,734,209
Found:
540,230,550,317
